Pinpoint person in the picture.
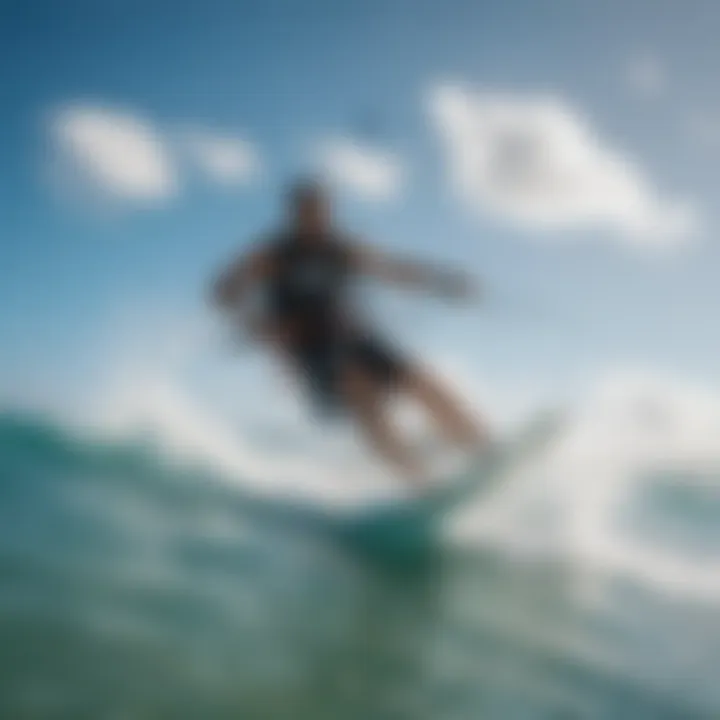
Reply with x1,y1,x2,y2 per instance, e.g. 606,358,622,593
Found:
210,179,490,487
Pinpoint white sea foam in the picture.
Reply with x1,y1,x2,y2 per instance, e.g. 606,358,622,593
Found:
450,369,720,602
65,305,720,601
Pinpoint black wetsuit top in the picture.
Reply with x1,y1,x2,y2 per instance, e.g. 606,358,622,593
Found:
266,230,356,346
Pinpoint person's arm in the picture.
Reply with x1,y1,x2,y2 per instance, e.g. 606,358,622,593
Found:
210,244,273,312
350,242,479,301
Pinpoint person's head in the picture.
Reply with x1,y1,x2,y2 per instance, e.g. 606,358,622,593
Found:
287,177,331,234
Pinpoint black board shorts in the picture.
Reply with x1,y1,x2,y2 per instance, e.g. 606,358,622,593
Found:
293,332,408,415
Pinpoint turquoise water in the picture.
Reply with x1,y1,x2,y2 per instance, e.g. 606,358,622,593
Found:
1,413,719,719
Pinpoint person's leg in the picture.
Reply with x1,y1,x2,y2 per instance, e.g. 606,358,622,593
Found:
401,365,490,452
353,335,491,454
338,365,427,487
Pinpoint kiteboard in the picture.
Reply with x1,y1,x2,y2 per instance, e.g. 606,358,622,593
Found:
338,410,564,551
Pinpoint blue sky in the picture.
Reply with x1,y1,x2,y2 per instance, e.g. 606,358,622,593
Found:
2,0,720,420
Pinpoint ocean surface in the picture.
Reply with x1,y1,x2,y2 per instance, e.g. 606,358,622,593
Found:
1,411,720,719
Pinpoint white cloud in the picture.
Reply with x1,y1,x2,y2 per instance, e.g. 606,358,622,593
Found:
428,85,699,248
317,136,404,201
626,55,666,98
180,129,260,185
49,103,263,207
51,104,178,202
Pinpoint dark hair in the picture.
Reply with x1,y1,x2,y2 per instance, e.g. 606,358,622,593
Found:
287,176,326,207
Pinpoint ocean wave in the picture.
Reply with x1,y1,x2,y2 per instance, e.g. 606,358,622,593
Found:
1,409,720,718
